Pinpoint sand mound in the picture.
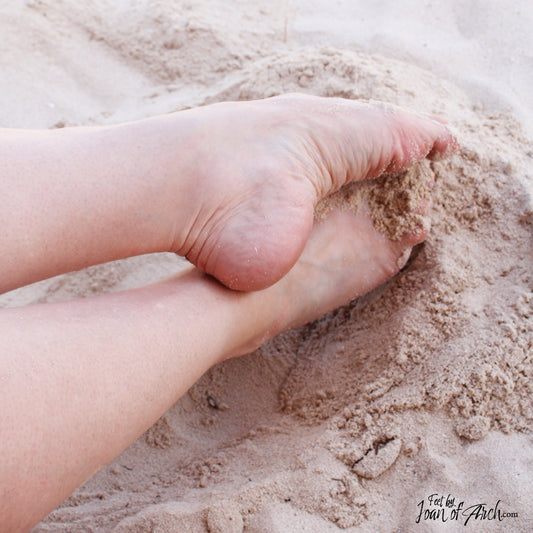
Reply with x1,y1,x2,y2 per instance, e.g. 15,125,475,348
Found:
5,2,531,532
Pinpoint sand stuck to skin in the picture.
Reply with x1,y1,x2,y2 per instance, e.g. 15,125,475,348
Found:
315,161,434,241
1,2,532,531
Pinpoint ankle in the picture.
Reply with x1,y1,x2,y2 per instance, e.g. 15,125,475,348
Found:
109,110,208,256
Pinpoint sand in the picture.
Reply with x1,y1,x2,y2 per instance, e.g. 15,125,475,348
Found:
315,161,434,241
1,1,532,531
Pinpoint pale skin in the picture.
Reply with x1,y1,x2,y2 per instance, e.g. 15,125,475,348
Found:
0,94,457,532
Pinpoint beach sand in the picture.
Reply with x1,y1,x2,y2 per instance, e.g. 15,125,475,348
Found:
1,1,532,531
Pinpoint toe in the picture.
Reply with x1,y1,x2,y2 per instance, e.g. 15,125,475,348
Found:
381,111,459,174
401,219,431,248
427,126,460,160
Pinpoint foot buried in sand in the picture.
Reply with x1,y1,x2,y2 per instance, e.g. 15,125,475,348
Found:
268,173,433,336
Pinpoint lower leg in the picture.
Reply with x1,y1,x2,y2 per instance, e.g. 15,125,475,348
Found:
0,199,427,532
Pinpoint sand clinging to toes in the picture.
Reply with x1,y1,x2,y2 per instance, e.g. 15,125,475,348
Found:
2,1,531,531
315,160,434,240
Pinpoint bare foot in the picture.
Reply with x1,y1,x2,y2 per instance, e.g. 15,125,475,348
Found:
228,192,431,359
174,94,457,291
275,206,428,333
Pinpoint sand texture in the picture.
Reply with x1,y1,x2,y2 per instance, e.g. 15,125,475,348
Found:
315,161,434,241
1,1,532,531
